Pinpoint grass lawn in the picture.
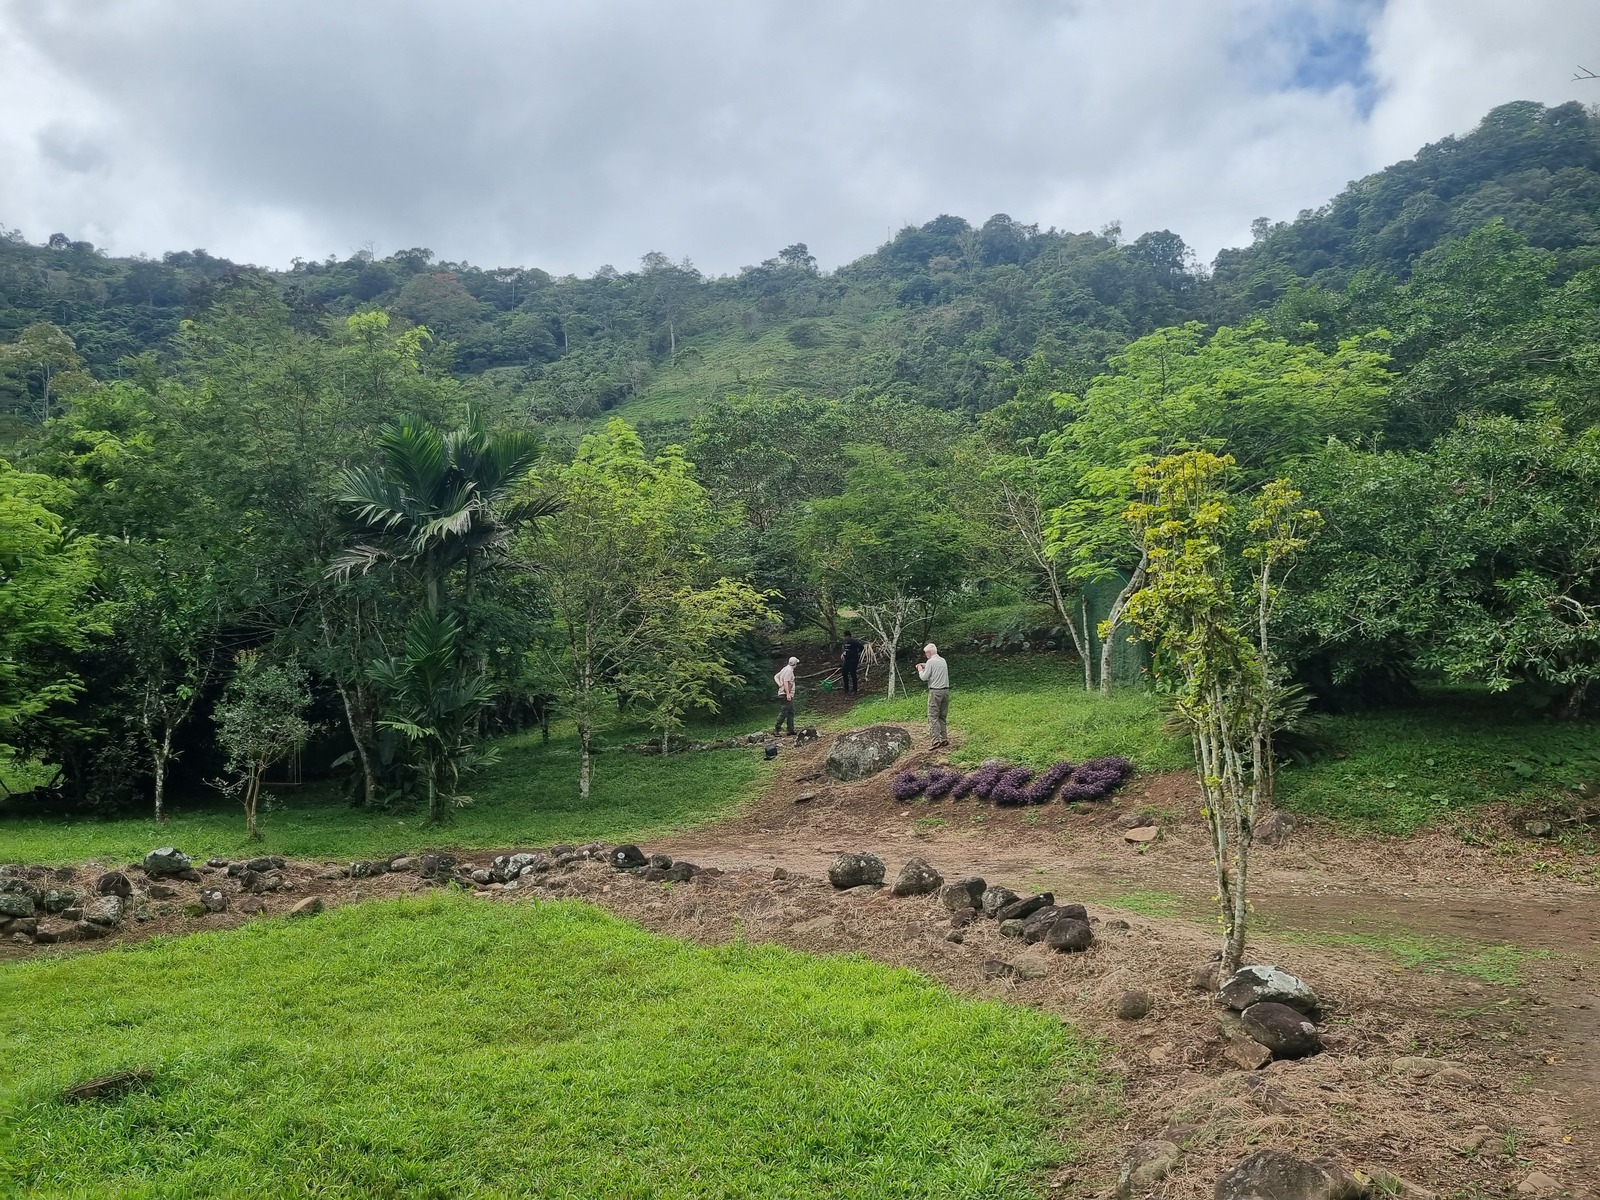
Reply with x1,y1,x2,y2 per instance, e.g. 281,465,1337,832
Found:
841,655,1191,772
1273,687,1600,834
0,718,773,867
1,897,1100,1199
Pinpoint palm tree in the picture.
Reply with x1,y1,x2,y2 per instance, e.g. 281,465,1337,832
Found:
368,609,498,823
330,408,552,612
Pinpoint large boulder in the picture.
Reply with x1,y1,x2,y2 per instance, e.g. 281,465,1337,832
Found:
827,853,885,890
824,725,912,781
0,892,36,920
997,893,1053,922
940,878,986,912
1214,1150,1365,1200
1045,918,1094,953
609,845,648,869
1240,1002,1322,1059
980,885,1020,917
890,858,943,897
1021,906,1067,944
1220,965,1319,1014
83,895,125,927
143,847,192,876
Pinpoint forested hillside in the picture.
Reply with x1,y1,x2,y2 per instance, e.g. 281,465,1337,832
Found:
5,99,1588,437
3,99,1598,819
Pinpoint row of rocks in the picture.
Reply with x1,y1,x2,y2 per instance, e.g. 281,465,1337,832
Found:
821,852,1099,955
627,728,820,755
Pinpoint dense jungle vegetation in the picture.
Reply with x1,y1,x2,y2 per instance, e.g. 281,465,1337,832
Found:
3,99,1599,830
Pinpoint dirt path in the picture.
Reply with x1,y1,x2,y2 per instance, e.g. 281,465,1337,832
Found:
653,720,1600,1176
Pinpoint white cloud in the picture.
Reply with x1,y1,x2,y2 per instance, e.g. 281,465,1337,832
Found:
0,0,1592,275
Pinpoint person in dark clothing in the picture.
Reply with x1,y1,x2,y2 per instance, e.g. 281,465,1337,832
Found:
840,631,863,695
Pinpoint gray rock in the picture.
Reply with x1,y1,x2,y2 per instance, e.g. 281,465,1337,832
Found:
200,888,228,913
1045,918,1094,953
147,883,178,900
945,930,964,944
143,847,192,876
1524,819,1555,839
827,852,886,890
940,877,986,912
1013,959,1049,981
83,895,125,926
470,868,493,885
642,866,670,882
4,917,38,935
0,893,36,919
1021,906,1066,944
980,886,1020,917
648,854,674,870
609,844,648,869
999,918,1026,938
419,853,455,878
996,892,1054,922
982,959,1014,980
1116,989,1153,1020
349,860,388,879
1106,918,1131,931
1219,964,1319,1014
771,867,789,881
245,856,285,872
949,907,979,930
205,857,231,869
663,863,695,883
1191,960,1221,992
96,871,132,897
39,887,76,913
1240,1002,1321,1059
824,724,913,781
389,856,416,872
34,918,82,944
289,896,324,918
890,857,944,897
1117,1140,1181,1198
1213,1150,1365,1200
1217,1011,1272,1070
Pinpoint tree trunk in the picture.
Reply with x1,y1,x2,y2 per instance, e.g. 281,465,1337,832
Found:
153,745,167,824
579,720,592,799
1079,597,1094,692
245,771,263,840
1098,551,1149,696
336,681,380,807
425,770,441,824
1559,678,1591,721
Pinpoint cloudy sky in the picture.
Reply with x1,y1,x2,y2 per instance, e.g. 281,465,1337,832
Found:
0,0,1594,276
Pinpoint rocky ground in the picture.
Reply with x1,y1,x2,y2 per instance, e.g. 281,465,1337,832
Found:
4,718,1597,1199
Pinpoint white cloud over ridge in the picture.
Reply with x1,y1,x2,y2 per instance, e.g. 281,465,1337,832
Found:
0,0,1593,276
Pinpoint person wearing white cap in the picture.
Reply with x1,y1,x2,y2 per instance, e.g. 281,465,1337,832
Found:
915,643,950,747
773,656,800,736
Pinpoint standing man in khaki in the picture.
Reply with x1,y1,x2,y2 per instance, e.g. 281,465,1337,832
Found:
915,643,950,748
774,655,799,736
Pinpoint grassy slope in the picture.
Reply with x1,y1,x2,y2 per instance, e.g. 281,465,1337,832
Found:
1,897,1099,1199
842,656,1596,835
0,720,772,866
844,655,1191,772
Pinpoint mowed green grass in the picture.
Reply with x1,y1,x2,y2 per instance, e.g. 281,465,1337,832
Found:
843,655,1191,772
0,720,772,866
1,898,1099,1199
1272,687,1600,834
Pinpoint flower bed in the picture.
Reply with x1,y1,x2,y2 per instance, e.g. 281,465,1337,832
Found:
890,757,1133,805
